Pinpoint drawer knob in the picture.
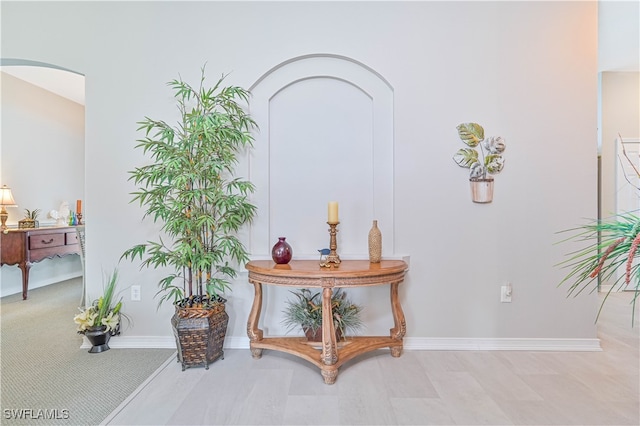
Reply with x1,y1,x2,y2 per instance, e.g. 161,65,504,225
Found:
41,238,54,245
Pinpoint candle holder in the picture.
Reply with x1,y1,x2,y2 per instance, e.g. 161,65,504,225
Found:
77,213,83,226
320,222,341,268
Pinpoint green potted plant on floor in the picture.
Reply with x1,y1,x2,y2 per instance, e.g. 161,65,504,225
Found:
121,65,258,370
74,268,125,353
282,288,363,341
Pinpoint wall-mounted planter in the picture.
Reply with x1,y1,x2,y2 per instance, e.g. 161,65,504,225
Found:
469,177,494,203
453,122,505,204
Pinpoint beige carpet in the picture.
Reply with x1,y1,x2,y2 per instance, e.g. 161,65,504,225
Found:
0,278,175,425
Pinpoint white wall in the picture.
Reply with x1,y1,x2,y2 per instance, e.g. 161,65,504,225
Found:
599,72,640,248
1,1,600,347
0,72,84,297
598,0,640,72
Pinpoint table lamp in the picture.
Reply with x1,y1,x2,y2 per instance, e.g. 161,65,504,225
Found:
0,185,17,231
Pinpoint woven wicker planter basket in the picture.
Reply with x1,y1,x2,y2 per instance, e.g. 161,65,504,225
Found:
171,301,228,371
304,327,343,342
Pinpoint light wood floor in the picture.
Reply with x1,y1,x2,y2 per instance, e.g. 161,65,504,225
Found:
105,292,639,425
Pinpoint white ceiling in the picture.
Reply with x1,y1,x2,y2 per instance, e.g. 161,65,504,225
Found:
0,66,85,106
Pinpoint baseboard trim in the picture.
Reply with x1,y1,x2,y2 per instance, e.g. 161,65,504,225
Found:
402,337,602,351
81,335,177,349
95,335,601,352
0,271,82,298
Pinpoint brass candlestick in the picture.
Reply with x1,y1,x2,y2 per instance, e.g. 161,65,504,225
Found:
320,222,341,268
77,213,83,226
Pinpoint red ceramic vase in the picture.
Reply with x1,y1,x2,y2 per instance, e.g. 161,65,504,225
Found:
271,237,293,264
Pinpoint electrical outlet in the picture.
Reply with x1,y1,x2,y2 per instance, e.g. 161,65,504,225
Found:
501,284,512,303
131,285,141,301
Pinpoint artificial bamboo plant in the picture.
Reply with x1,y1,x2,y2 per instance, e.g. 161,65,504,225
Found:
121,66,257,309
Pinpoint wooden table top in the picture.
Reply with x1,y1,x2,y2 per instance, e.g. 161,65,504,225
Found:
245,259,408,285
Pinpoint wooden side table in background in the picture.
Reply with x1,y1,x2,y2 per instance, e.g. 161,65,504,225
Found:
0,226,80,299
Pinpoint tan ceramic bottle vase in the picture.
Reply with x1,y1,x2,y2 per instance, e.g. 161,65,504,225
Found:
368,220,382,263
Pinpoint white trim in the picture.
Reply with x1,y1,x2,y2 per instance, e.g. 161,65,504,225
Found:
248,54,395,258
599,284,639,293
618,137,640,144
0,271,82,298
403,337,602,352
81,335,176,349
97,335,601,352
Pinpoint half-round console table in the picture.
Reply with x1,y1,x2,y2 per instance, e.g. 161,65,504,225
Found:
245,259,408,384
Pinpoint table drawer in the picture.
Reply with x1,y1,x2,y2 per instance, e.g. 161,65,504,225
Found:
65,232,78,245
29,233,65,250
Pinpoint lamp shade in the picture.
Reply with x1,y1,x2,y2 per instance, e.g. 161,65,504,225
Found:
0,185,17,206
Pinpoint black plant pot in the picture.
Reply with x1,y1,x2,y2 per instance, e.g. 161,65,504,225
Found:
85,326,111,353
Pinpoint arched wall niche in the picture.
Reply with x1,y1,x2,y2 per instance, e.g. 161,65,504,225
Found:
248,54,395,259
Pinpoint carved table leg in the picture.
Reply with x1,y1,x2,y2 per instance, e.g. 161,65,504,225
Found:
319,287,340,384
320,287,338,366
20,262,31,300
247,281,264,359
389,281,406,357
321,367,338,385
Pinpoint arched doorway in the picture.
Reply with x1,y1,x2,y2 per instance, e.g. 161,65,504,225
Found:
0,58,85,298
